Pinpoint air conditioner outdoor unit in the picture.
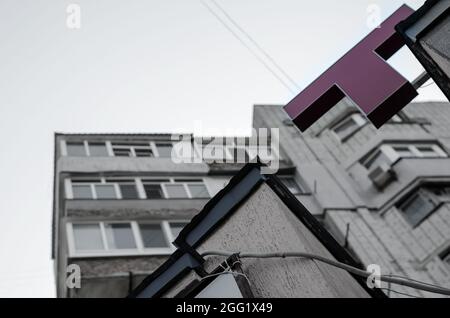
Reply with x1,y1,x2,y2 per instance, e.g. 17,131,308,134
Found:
368,163,395,189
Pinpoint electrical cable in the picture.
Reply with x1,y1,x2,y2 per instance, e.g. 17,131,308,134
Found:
201,250,450,296
379,288,422,298
385,273,448,290
200,0,297,94
199,270,251,286
208,0,300,90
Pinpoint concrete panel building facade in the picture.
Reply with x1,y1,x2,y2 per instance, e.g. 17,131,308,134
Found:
253,100,450,297
53,100,450,297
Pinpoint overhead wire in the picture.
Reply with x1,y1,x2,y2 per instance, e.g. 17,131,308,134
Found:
208,0,300,90
379,288,422,298
200,0,297,94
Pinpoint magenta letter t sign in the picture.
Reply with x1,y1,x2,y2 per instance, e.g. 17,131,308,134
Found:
284,5,417,132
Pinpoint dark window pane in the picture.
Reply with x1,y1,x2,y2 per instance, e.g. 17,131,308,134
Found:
89,142,108,156
105,223,136,249
393,146,414,157
73,224,103,251
174,179,202,183
334,118,357,137
280,178,302,194
417,146,439,157
67,142,86,156
363,150,392,170
72,185,93,199
400,193,436,227
139,224,168,248
113,148,132,157
443,253,450,267
119,184,139,199
135,148,153,157
144,184,164,199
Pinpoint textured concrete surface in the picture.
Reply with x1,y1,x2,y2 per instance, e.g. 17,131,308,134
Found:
197,183,369,298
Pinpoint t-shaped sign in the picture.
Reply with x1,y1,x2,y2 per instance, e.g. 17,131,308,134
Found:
284,4,417,132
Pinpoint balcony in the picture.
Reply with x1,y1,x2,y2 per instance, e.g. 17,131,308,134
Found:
57,156,209,174
354,157,450,208
64,198,209,219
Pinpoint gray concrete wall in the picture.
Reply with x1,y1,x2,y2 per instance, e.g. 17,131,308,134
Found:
253,102,450,297
197,183,370,298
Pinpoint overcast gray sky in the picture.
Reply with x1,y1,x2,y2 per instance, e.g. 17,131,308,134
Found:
0,0,446,297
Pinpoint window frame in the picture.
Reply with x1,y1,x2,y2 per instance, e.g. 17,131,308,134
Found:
71,183,95,199
107,178,141,200
160,179,211,199
440,247,450,269
63,138,277,163
163,183,190,199
87,142,110,157
397,188,440,228
387,143,447,160
279,176,303,195
111,142,155,158
168,221,190,242
63,140,112,157
201,139,266,164
65,141,88,157
66,220,184,257
136,221,172,251
154,142,176,158
69,178,121,200
141,180,167,199
361,142,447,170
67,177,211,200
186,183,211,199
103,221,139,251
70,222,105,252
331,113,367,141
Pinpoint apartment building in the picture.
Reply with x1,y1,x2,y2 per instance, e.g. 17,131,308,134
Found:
53,100,450,298
252,100,450,297
51,133,295,297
